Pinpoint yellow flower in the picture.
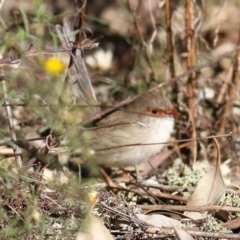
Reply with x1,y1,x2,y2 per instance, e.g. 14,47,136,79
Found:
44,57,65,74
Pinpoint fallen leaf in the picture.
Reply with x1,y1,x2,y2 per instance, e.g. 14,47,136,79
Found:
184,137,225,219
173,225,194,240
137,213,179,227
76,214,114,240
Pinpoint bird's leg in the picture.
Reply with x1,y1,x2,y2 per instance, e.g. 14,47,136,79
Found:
135,164,143,182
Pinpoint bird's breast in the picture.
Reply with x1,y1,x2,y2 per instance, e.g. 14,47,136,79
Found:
95,116,174,167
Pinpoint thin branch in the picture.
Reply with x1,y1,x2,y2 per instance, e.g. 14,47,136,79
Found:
185,0,197,162
126,0,157,80
0,69,22,167
219,25,240,134
1,45,239,128
101,202,175,237
95,132,232,152
164,0,178,106
138,204,240,213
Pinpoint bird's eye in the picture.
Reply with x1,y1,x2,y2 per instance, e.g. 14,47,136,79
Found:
151,109,158,114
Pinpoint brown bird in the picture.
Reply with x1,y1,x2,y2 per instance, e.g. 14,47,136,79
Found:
56,18,175,169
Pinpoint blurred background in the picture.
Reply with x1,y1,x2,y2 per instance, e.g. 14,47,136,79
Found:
0,0,240,239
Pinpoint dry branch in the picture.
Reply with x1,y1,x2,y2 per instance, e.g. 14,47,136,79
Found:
219,26,240,134
164,0,177,107
0,69,22,167
127,0,157,80
185,0,197,162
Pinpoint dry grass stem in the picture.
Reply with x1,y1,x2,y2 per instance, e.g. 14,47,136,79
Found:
219,26,240,134
185,0,197,162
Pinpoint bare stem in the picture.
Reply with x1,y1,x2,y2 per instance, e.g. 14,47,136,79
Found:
164,0,177,105
219,25,240,134
185,0,197,162
127,0,157,80
0,69,22,167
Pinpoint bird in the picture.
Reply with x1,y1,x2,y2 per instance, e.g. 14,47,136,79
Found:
55,18,175,169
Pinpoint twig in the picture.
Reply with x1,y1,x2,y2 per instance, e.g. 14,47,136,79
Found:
28,133,58,166
219,25,240,134
1,45,239,128
147,0,157,46
164,0,177,107
68,0,86,75
95,132,232,152
40,193,64,209
101,202,175,237
186,231,240,239
139,182,240,195
139,204,240,213
126,0,157,80
216,65,233,104
185,0,197,163
83,47,239,125
0,69,22,167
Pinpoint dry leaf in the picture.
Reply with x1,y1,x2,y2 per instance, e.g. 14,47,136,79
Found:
221,217,240,230
184,137,225,219
137,213,179,227
76,214,114,240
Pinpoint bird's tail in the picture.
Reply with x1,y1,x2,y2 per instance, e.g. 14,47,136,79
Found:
55,18,98,107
